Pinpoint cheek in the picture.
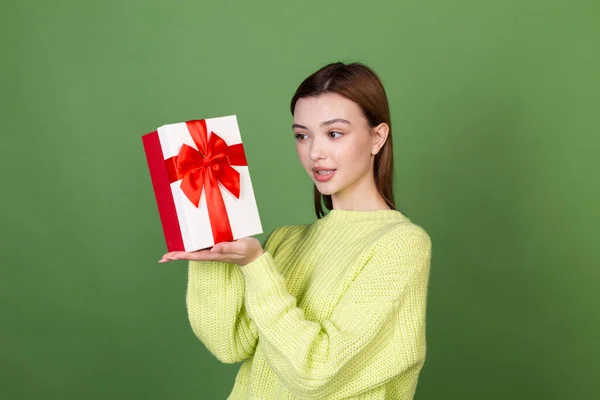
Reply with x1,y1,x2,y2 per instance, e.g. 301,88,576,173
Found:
332,143,370,166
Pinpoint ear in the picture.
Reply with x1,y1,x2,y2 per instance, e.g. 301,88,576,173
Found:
371,123,389,156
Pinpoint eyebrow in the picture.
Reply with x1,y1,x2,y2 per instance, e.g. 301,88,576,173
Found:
292,118,351,130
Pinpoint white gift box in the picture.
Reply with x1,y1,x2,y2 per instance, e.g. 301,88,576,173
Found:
142,115,263,252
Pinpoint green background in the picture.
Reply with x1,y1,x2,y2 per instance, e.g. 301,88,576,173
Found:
1,0,598,399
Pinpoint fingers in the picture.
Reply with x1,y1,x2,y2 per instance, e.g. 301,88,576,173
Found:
158,250,221,263
159,251,182,263
210,243,228,253
210,240,242,254
158,239,254,263
158,252,175,263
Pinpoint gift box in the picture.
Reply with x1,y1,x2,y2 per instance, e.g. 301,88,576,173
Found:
142,115,263,252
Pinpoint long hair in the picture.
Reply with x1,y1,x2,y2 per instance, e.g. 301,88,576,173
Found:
290,62,396,218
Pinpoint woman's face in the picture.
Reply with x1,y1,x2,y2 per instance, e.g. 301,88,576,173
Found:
292,92,386,202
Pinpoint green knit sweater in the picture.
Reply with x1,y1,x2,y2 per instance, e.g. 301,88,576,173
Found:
186,209,432,399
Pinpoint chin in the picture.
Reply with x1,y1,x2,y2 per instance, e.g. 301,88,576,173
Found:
314,182,339,196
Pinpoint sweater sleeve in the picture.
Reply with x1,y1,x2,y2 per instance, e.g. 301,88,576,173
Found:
239,224,432,399
186,260,257,363
185,229,287,364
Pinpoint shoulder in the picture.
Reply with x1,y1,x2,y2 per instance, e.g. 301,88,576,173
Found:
368,221,432,272
378,221,432,252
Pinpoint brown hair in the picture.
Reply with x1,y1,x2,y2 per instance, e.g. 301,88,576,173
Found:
290,62,396,218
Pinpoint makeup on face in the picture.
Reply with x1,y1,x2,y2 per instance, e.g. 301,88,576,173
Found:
292,93,375,198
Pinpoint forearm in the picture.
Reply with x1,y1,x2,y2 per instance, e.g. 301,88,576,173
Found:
186,260,258,363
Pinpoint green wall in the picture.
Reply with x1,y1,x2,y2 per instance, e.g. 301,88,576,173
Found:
1,0,598,398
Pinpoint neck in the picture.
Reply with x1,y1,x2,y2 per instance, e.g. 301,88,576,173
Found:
331,172,391,211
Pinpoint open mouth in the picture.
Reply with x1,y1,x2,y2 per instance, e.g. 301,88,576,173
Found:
313,169,336,182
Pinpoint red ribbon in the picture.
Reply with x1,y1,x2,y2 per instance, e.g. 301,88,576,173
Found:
164,120,247,244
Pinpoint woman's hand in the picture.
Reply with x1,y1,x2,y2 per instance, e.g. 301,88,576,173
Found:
158,237,264,266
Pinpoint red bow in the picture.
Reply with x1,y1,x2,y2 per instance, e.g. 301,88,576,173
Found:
165,120,247,244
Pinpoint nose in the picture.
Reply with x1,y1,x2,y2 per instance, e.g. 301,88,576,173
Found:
309,137,327,161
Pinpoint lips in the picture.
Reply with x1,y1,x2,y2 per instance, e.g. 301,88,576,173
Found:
312,167,336,183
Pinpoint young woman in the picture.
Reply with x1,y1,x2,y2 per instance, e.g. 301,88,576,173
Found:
160,62,432,399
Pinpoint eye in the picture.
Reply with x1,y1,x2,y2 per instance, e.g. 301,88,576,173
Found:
328,131,343,139
295,133,308,141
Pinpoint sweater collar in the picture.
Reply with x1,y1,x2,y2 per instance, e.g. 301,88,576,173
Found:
313,208,409,227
